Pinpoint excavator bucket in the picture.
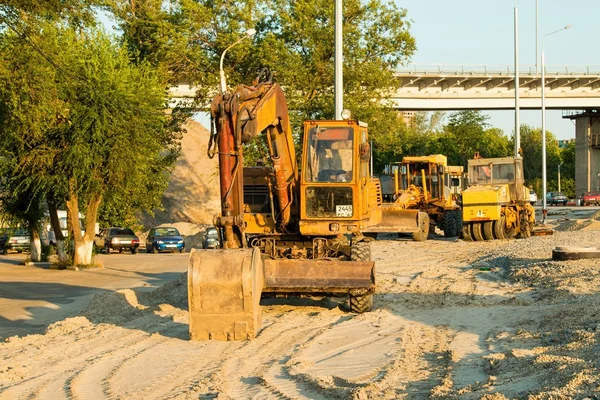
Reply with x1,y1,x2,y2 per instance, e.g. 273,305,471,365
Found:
188,248,375,341
188,248,264,341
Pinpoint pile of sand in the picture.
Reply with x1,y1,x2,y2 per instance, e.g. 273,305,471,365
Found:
140,119,220,228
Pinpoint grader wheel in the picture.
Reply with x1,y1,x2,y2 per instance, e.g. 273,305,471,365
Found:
349,241,374,313
413,212,430,242
442,211,460,238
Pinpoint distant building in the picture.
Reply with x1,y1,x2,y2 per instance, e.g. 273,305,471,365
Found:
400,111,416,126
557,139,575,148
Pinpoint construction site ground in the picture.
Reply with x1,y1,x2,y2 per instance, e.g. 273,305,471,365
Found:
2,206,600,399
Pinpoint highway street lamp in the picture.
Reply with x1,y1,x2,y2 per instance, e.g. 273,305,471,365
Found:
541,25,571,223
219,28,257,94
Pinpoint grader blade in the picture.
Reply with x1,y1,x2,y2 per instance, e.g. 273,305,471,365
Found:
188,248,264,341
363,208,420,233
263,258,375,294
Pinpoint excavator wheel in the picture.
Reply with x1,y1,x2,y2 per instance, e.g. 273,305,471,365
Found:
462,222,473,241
493,216,507,240
349,241,374,313
349,291,373,313
482,221,495,241
471,222,485,241
413,212,430,242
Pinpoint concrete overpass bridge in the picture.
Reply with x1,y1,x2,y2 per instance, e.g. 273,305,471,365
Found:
392,64,600,110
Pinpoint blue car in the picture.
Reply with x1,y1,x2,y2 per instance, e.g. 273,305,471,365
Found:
146,227,185,253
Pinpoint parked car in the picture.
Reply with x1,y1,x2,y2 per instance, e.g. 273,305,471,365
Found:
529,189,538,205
547,191,568,206
0,228,30,254
581,191,600,206
94,227,140,254
202,226,220,249
146,226,185,253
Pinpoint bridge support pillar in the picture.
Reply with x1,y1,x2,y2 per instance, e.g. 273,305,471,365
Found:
567,110,600,198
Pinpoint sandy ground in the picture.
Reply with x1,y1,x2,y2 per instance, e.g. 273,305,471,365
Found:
2,208,600,399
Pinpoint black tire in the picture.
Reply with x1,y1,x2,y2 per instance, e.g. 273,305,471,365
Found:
493,216,507,240
349,241,373,313
472,222,485,241
413,213,430,242
462,223,473,241
351,241,371,262
104,244,110,254
483,221,495,241
349,293,373,313
442,211,459,238
152,246,159,254
131,247,138,254
179,249,184,253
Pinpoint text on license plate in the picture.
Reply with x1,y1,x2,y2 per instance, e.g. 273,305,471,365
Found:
336,205,353,217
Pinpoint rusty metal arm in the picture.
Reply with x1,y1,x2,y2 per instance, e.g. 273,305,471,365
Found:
234,83,298,229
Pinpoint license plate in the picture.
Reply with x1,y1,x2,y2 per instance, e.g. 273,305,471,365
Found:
336,205,353,217
166,244,177,247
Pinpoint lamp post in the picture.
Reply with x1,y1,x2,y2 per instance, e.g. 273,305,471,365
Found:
541,25,571,223
558,163,563,192
514,3,520,158
219,28,257,94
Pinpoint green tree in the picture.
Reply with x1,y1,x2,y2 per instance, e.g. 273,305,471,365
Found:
0,24,179,266
441,111,510,167
519,124,561,185
106,0,416,170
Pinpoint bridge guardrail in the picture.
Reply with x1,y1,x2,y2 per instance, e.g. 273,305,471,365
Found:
397,64,600,76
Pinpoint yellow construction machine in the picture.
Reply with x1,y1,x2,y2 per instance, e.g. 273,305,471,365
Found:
460,155,535,241
379,154,463,238
188,73,401,341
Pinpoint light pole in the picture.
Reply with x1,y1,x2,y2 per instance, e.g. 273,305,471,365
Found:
541,25,571,223
514,2,520,158
219,28,257,94
558,163,563,192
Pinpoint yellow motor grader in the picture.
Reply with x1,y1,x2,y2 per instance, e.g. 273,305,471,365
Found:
460,155,535,241
379,154,463,238
188,73,431,341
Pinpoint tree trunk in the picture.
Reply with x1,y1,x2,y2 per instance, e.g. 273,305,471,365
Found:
66,179,102,267
30,227,42,262
56,239,68,262
47,201,68,264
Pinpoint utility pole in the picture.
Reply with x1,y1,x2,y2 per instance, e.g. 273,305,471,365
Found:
334,0,343,120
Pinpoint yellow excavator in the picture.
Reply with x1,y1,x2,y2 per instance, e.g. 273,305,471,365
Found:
188,73,381,341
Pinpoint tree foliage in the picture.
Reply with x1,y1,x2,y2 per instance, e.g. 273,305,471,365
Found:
0,21,180,264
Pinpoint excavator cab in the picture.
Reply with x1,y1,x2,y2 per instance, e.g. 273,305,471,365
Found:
298,120,378,237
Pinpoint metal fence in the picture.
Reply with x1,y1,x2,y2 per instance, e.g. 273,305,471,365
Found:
397,64,600,76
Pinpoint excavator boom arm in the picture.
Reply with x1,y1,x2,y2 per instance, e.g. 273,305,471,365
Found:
210,82,298,247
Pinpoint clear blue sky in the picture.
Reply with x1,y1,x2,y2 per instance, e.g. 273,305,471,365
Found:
397,0,600,139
